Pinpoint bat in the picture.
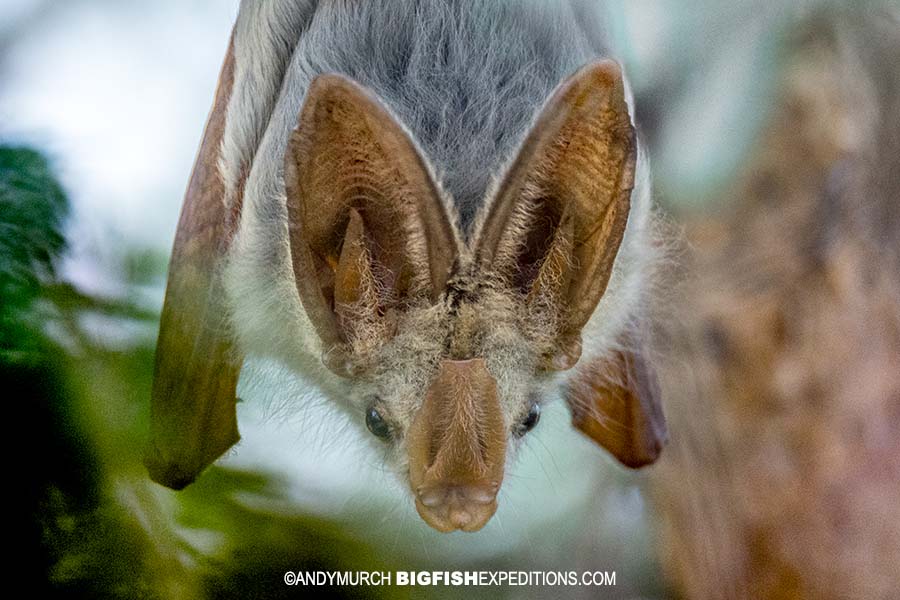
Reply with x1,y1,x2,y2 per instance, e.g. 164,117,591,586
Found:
146,0,667,533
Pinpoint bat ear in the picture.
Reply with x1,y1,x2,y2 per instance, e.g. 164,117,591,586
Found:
145,35,242,489
285,74,459,374
565,326,667,468
473,60,637,371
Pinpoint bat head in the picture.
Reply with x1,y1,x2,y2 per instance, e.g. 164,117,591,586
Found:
284,60,652,532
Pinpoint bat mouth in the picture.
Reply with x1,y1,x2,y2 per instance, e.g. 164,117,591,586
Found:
413,481,500,532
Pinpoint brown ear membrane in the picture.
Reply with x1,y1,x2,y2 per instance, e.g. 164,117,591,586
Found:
564,330,667,468
473,60,636,370
285,74,458,360
145,34,242,490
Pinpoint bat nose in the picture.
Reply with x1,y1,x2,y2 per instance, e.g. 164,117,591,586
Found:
406,358,507,532
415,482,499,532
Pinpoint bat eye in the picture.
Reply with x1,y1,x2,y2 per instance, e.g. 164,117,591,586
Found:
365,405,392,440
515,402,541,437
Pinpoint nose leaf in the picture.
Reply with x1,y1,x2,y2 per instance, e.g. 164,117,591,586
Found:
407,359,506,532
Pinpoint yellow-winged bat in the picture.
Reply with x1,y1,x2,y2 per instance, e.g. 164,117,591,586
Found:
146,0,667,532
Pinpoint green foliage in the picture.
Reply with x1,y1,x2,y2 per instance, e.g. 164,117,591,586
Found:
1,145,412,599
0,146,69,361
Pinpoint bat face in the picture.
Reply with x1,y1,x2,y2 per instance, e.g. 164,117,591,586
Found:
281,62,652,532
149,15,668,533
330,269,546,532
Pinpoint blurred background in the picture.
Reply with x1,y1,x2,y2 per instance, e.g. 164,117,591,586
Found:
5,1,899,598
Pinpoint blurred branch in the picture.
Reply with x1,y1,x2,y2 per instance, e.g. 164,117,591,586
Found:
44,282,159,323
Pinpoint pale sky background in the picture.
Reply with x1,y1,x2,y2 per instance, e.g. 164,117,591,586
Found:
0,0,236,298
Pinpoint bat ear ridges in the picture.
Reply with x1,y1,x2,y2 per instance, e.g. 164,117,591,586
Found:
284,73,460,372
472,60,637,368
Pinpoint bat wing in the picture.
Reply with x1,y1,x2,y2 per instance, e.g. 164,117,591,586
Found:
144,35,242,490
566,328,668,468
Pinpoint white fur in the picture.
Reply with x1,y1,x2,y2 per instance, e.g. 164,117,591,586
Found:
581,142,658,360
219,0,318,209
